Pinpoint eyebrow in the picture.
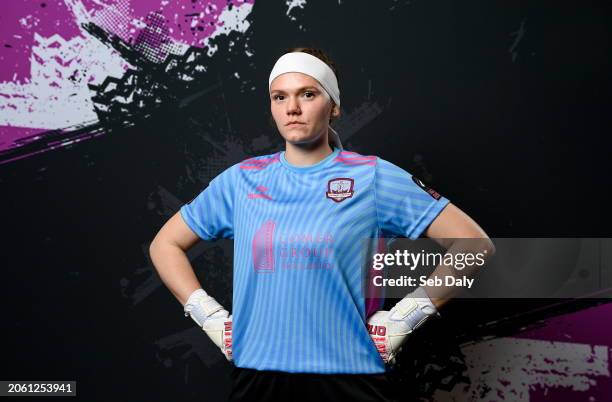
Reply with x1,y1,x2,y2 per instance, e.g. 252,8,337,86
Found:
270,86,320,94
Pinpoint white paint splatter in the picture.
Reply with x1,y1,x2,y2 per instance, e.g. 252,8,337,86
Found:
286,0,307,21
437,338,610,402
1,0,256,134
0,33,130,129
63,0,91,28
200,2,253,57
19,15,40,29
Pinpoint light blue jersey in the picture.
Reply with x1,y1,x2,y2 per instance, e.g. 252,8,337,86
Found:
180,147,449,374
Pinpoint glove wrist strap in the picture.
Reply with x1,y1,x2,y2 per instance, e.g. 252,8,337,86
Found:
389,287,438,330
183,288,225,327
410,287,438,316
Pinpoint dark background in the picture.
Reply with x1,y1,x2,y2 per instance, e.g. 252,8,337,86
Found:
1,1,611,401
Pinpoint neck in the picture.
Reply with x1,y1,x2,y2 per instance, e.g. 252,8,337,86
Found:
284,134,334,167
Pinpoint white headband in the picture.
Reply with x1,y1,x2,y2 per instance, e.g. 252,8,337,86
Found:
268,52,343,149
269,52,340,107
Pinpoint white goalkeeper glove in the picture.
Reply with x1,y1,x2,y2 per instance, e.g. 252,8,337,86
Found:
183,289,233,361
366,287,438,364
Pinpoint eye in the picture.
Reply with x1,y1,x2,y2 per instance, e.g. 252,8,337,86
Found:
303,91,315,99
272,94,284,101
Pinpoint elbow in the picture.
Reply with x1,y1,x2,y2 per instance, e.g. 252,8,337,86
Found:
482,237,496,257
148,237,172,277
149,234,159,255
454,234,495,257
149,235,184,262
148,239,158,267
149,235,165,264
465,226,495,257
472,235,495,257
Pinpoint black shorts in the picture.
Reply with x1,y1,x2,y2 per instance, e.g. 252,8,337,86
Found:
228,366,400,402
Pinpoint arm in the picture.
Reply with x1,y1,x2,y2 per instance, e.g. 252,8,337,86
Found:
149,211,233,361
367,204,494,364
149,211,202,305
422,202,496,310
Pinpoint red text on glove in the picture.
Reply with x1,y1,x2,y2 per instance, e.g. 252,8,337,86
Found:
367,324,387,336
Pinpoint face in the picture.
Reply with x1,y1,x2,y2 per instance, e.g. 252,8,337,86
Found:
270,72,340,146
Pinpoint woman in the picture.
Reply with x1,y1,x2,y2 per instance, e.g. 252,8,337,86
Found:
149,47,493,401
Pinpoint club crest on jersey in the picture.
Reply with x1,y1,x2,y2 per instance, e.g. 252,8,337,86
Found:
326,178,354,203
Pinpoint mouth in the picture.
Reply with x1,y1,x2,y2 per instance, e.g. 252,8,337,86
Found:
286,122,306,127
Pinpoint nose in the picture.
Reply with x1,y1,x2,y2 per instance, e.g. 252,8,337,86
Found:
286,96,301,115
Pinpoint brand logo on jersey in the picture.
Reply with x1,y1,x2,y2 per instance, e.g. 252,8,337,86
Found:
326,178,354,203
412,176,441,200
248,185,272,200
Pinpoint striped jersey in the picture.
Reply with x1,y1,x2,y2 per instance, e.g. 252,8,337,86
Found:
180,147,450,373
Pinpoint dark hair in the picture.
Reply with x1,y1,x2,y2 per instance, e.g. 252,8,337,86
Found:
268,47,341,132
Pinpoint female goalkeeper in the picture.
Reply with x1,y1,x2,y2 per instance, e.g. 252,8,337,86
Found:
150,47,493,401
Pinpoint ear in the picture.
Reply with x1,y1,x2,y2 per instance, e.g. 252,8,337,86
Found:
331,104,341,118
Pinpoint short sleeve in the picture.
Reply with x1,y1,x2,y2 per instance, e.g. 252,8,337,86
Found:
375,158,450,240
179,165,236,241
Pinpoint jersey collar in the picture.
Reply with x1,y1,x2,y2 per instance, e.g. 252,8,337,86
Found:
280,147,341,174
